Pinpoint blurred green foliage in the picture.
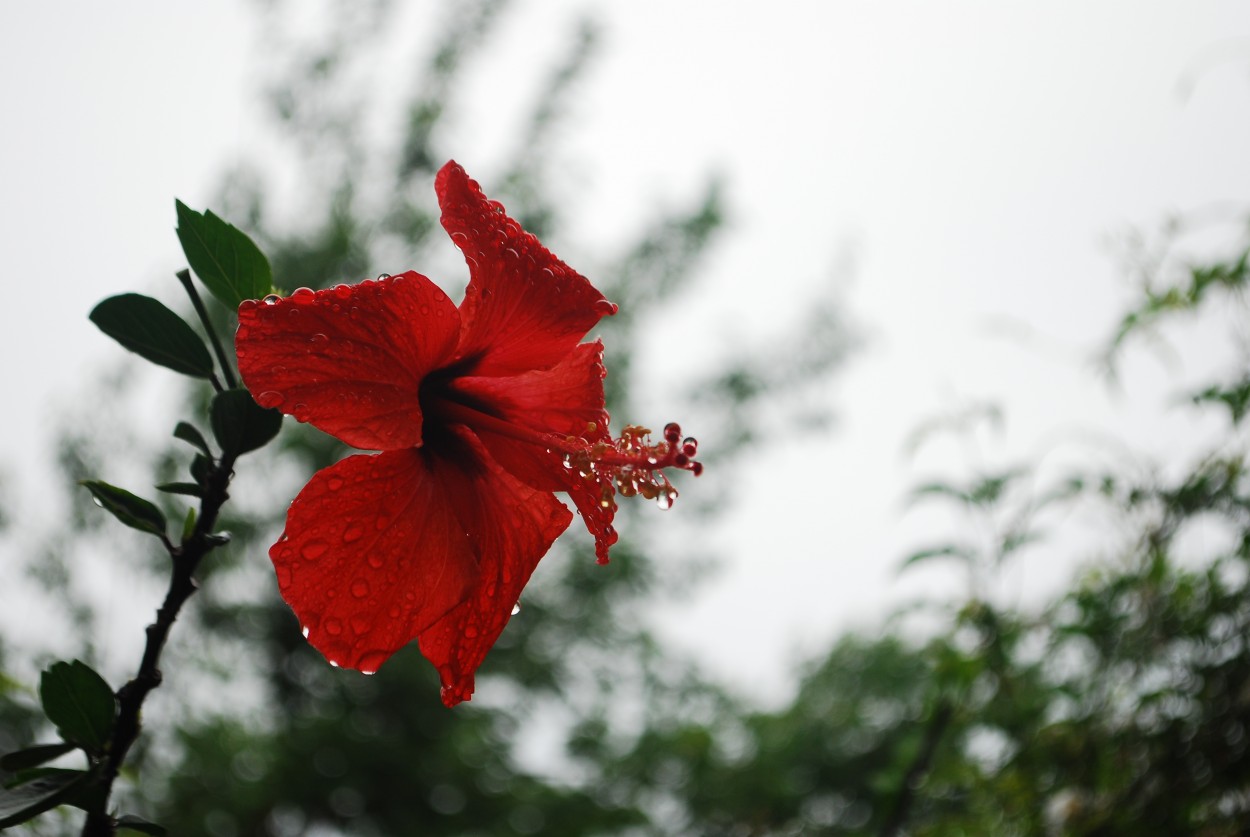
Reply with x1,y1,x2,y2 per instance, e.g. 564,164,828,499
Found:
2,2,1248,835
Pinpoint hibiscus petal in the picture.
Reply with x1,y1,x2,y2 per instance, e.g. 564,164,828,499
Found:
454,341,610,456
418,429,573,706
270,449,480,674
451,342,619,562
236,272,460,451
435,160,617,377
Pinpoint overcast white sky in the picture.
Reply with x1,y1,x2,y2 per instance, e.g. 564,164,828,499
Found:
2,1,1249,705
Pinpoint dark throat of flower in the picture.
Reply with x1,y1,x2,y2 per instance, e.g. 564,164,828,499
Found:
424,388,703,532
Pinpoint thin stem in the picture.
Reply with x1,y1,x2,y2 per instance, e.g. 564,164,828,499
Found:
80,452,237,837
177,269,238,390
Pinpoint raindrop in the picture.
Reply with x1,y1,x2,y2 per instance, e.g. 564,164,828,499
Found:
292,287,315,299
333,283,352,299
464,625,479,638
325,618,343,636
262,294,281,305
350,616,371,635
367,554,384,569
327,476,344,491
374,515,390,530
301,540,329,560
301,626,311,638
510,602,521,616
257,390,284,409
377,273,392,280
309,332,328,344
656,491,675,511
359,651,388,673
343,524,365,544
91,496,104,508
350,579,370,599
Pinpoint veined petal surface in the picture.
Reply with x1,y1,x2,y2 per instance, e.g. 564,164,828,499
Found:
236,272,460,451
436,161,617,377
270,449,479,673
419,429,573,706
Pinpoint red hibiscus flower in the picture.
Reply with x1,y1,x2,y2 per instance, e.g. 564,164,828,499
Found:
235,161,701,706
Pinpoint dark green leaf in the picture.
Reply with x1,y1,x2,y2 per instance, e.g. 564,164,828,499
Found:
89,294,214,379
39,661,116,753
79,481,167,538
211,389,283,458
190,454,213,485
181,507,197,543
155,482,205,498
0,769,88,827
0,743,77,772
117,814,168,836
175,200,273,307
173,422,212,456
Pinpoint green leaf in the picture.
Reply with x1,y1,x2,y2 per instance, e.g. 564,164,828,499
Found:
175,199,273,307
181,507,197,543
189,454,213,486
0,769,88,828
89,294,214,379
117,814,168,836
155,482,205,498
173,422,212,456
0,743,77,772
79,481,167,538
211,389,283,458
39,661,116,753
900,544,975,572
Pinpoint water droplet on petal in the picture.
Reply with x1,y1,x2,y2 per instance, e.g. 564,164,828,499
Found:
594,299,619,315
333,283,352,299
301,540,329,560
257,390,284,408
262,294,281,305
327,476,344,491
309,332,328,345
367,554,384,569
343,524,364,544
464,625,479,638
511,602,521,616
358,651,388,674
351,579,370,598
301,626,311,638
350,616,371,635
325,618,343,636
374,515,390,530
291,286,315,301
377,273,391,280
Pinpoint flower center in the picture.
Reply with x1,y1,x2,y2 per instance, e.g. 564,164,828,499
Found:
421,378,702,527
